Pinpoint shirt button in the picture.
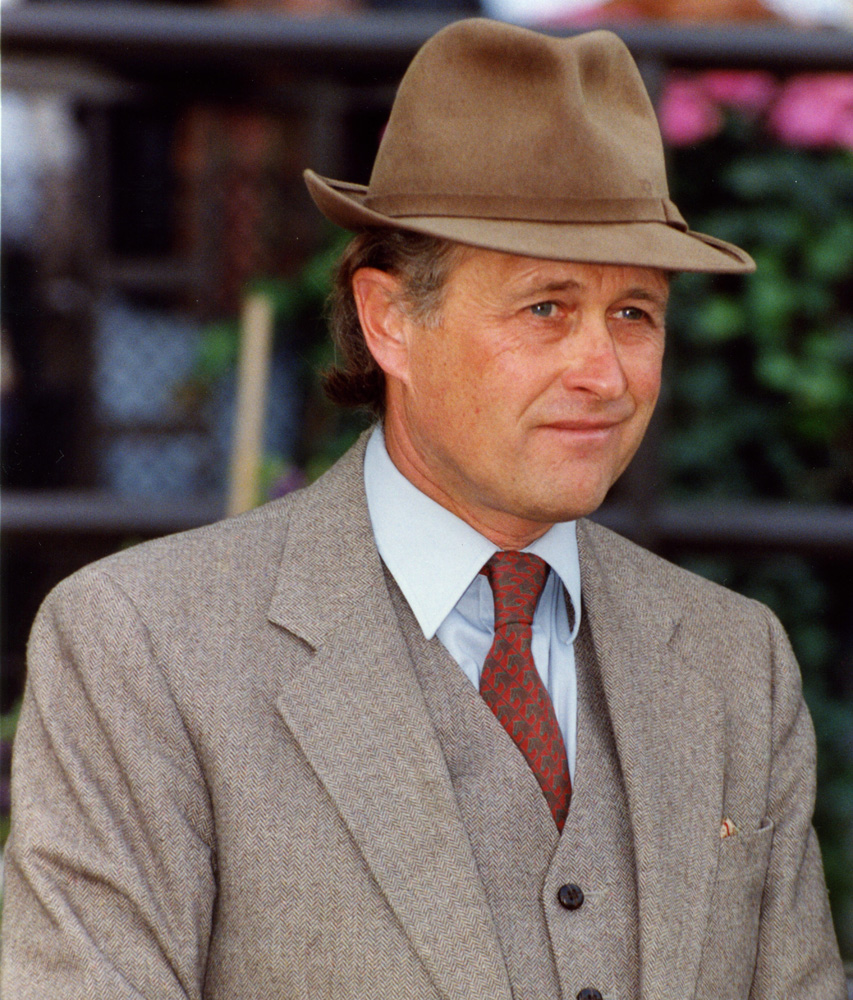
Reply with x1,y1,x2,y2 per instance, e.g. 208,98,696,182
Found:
577,990,603,1000
557,883,584,910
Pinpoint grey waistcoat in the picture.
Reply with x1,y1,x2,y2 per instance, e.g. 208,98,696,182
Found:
388,577,641,1000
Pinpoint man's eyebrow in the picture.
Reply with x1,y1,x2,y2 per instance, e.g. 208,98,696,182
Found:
622,286,670,308
519,278,583,296
541,279,583,293
541,279,583,292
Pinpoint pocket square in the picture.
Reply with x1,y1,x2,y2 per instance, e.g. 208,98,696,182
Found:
720,818,739,839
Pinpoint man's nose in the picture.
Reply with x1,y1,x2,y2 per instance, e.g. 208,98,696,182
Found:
559,315,628,400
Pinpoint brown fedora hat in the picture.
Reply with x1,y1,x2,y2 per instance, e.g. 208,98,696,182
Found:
304,19,754,273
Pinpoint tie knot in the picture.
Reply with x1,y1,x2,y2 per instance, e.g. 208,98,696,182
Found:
484,551,549,628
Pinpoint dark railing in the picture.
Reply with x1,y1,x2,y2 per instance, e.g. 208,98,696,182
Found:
4,4,853,75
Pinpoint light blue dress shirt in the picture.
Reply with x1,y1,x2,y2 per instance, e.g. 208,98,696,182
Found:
363,426,581,778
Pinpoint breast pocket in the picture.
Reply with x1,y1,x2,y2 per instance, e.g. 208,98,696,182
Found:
716,820,775,881
694,820,775,1000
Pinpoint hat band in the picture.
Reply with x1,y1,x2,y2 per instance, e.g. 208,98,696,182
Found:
363,192,688,229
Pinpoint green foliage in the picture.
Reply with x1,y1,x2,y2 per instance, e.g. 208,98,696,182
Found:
666,141,853,503
189,230,351,396
667,136,853,505
1,701,21,742
187,226,365,485
667,119,853,956
1,701,20,849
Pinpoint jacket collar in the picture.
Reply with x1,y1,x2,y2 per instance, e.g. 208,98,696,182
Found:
268,436,513,1000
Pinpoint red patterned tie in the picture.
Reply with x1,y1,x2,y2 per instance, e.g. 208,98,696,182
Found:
480,551,572,830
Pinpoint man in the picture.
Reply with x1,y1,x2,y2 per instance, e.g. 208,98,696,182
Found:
2,18,845,1000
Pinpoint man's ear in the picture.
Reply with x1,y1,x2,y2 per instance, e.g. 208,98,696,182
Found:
351,267,413,384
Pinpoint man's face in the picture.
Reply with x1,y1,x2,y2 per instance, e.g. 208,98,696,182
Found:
375,248,669,546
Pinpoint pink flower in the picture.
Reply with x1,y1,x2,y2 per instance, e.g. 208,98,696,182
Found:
658,77,723,147
701,70,779,114
769,73,853,149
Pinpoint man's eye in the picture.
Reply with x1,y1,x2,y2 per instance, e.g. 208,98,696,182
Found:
530,301,557,318
617,306,649,322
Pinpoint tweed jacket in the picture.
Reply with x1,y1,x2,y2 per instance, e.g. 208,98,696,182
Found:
3,437,845,1000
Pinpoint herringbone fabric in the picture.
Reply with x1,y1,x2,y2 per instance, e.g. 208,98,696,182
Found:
480,552,571,830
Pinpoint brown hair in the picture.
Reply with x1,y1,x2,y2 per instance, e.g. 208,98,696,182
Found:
324,228,465,416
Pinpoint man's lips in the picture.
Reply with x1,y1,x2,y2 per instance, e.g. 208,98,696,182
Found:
538,418,626,433
534,416,632,450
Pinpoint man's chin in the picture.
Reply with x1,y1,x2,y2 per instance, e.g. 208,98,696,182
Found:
507,490,611,526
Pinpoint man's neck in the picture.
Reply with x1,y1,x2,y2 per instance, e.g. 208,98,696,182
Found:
382,420,554,551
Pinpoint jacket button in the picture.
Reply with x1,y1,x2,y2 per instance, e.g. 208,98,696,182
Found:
577,990,603,1000
557,883,584,910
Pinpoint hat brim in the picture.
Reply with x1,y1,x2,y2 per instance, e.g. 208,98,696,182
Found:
305,169,754,275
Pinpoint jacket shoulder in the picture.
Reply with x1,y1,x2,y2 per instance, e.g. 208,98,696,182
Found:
46,435,370,612
51,494,294,607
578,516,781,639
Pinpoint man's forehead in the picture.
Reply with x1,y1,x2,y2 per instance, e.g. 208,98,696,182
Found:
449,245,670,298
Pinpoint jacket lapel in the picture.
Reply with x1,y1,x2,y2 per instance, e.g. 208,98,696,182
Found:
267,441,512,1000
578,521,724,1000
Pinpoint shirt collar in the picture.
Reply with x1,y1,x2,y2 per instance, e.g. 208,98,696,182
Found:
363,425,582,641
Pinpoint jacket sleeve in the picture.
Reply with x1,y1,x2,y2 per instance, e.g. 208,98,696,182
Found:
1,568,217,1000
749,607,846,1000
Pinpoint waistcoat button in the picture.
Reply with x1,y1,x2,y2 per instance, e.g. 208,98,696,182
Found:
557,883,584,910
577,989,603,1000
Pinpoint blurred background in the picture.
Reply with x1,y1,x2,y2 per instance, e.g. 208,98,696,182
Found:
2,0,853,966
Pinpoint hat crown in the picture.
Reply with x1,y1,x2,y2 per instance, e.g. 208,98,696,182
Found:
368,20,670,214
302,19,754,273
